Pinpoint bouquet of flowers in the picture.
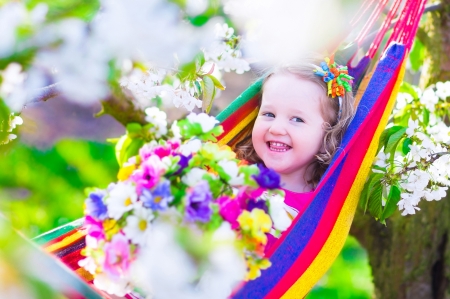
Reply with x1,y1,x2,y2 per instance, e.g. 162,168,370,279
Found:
79,108,291,298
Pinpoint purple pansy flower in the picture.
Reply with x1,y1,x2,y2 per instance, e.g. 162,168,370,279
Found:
85,190,108,220
252,164,281,189
247,198,268,213
141,180,174,211
185,180,213,223
174,153,191,175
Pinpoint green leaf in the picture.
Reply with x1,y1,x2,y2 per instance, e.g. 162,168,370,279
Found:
360,173,384,213
380,185,401,221
399,82,418,100
402,138,412,155
126,123,143,137
115,135,132,166
409,38,425,72
385,127,407,157
179,61,197,81
124,138,144,163
378,126,404,154
367,183,383,219
423,108,430,126
205,74,225,90
189,15,211,26
202,75,215,113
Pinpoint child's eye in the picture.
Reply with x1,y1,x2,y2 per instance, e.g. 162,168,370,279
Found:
291,117,304,123
262,112,275,118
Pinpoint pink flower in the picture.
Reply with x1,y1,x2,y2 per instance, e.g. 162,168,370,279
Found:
84,215,105,240
131,156,165,194
103,234,131,280
217,196,242,229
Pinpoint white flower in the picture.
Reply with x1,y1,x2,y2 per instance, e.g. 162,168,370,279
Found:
182,168,207,187
78,256,98,275
435,81,450,100
123,207,154,246
0,3,26,57
174,90,202,111
145,106,168,137
180,139,202,156
215,23,234,39
171,120,181,139
187,113,219,133
218,160,244,185
9,116,23,131
93,273,132,297
395,92,413,110
374,152,390,169
424,186,448,201
106,182,138,220
406,119,419,137
421,87,439,112
264,192,292,231
0,63,25,95
398,192,421,216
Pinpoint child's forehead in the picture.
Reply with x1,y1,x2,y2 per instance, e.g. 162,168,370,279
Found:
262,72,325,101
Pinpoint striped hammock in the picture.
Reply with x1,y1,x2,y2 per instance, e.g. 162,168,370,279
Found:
34,0,427,297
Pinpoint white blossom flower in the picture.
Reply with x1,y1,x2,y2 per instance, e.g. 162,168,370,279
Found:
9,116,23,131
106,182,138,220
435,81,450,100
263,192,292,231
93,273,132,297
187,113,219,133
395,92,413,110
374,152,390,169
398,193,421,216
182,168,207,187
424,186,448,201
173,90,202,111
180,139,202,156
123,207,154,246
0,3,26,57
171,120,181,139
215,23,234,39
145,106,168,137
218,160,244,185
406,119,419,137
421,87,439,112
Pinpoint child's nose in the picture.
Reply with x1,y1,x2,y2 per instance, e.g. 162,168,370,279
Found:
268,121,287,135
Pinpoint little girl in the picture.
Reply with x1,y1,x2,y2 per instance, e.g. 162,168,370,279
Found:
237,56,355,224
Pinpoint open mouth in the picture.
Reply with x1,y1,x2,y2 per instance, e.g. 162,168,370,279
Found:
267,141,292,152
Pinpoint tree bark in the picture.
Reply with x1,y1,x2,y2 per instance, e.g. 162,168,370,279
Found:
350,2,450,298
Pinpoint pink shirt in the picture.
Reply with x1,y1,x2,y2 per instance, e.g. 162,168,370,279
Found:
265,188,314,255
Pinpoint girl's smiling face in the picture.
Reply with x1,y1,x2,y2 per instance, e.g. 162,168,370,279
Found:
252,72,326,192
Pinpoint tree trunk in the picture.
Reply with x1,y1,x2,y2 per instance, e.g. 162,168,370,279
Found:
350,2,450,298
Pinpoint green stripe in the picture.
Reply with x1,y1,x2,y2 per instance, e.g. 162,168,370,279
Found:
33,218,84,245
216,78,262,123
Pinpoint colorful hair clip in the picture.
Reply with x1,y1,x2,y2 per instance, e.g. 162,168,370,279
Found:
314,55,354,98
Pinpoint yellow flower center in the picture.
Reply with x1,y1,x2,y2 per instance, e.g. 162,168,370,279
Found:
154,196,162,204
139,220,147,231
124,197,132,206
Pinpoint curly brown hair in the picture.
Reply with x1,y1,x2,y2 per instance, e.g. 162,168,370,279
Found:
235,59,355,189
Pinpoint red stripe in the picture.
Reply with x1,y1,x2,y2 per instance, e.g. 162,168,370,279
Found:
61,248,84,271
217,95,259,141
265,66,400,298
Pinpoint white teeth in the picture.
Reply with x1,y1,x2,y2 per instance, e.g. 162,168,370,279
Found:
268,141,291,152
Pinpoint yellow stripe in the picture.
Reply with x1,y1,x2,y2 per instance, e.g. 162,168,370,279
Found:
44,230,87,253
75,267,94,282
218,107,259,146
282,56,407,298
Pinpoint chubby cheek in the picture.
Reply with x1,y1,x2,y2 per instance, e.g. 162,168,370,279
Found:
251,120,266,156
